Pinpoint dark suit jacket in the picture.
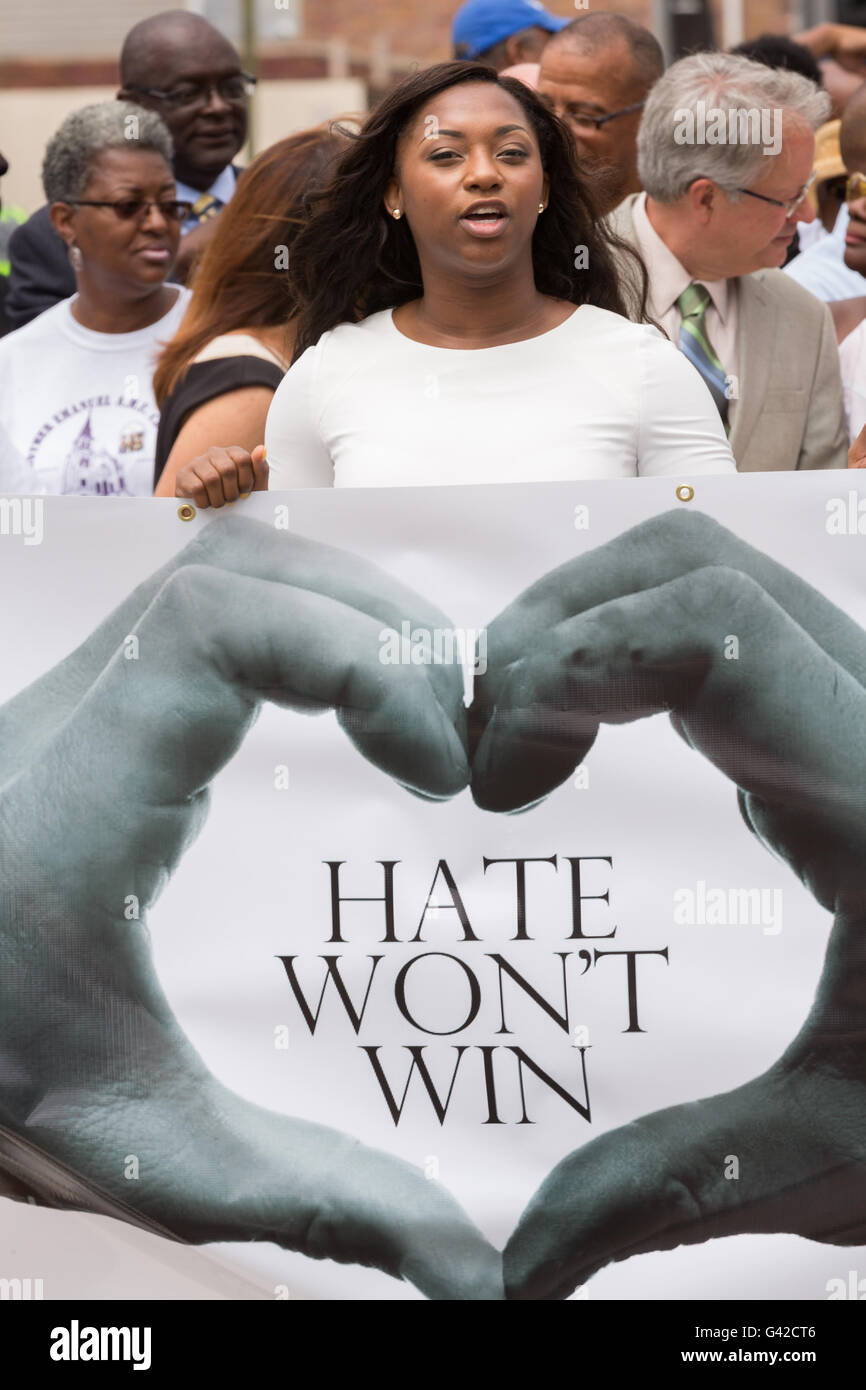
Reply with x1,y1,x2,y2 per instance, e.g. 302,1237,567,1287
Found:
6,205,75,330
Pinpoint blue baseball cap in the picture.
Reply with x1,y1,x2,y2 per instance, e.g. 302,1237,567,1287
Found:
453,0,570,60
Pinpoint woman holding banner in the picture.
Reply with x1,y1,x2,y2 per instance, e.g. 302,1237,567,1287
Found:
172,61,736,506
0,103,191,497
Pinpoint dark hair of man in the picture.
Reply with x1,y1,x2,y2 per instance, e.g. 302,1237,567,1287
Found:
287,61,650,361
550,13,665,93
730,34,823,86
119,8,230,87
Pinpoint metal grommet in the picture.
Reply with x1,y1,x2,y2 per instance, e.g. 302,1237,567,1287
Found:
675,484,694,503
177,503,196,521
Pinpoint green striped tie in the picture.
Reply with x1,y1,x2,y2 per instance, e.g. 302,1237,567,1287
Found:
676,282,730,433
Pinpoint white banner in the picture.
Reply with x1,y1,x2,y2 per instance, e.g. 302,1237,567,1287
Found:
1,474,865,1302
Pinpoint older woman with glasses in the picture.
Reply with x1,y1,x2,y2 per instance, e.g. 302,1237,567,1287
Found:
4,12,251,330
0,102,191,495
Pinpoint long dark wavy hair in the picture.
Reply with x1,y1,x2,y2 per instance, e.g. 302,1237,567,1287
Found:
154,128,345,403
288,61,650,360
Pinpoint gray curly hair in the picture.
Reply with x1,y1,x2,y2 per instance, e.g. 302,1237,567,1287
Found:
638,51,831,204
42,101,174,203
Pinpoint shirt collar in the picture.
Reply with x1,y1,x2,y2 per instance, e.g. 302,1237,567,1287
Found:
174,165,238,214
631,190,730,323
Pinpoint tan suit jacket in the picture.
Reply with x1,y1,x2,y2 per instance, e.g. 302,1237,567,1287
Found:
607,193,847,472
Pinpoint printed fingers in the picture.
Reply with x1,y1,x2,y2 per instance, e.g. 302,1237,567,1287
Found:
474,510,866,735
0,1065,502,1299
472,567,866,909
244,1124,505,1299
1,516,466,786
180,1103,505,1299
504,1062,866,1300
7,565,468,918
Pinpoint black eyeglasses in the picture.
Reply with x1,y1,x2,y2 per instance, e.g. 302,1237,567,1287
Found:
67,199,194,222
125,74,256,111
559,100,645,131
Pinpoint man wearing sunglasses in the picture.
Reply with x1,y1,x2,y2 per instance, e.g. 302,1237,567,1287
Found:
536,14,664,216
608,51,847,474
6,9,250,330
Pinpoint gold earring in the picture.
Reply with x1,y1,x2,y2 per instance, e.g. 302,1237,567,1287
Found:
538,203,545,214
392,208,402,220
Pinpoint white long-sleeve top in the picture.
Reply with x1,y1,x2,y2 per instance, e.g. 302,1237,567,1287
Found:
265,303,736,488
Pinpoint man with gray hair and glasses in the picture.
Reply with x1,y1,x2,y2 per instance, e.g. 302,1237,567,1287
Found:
609,51,847,473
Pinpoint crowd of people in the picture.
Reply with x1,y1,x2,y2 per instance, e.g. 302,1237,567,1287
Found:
3,1,866,500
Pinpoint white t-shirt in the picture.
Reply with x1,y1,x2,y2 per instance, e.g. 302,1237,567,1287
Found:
0,288,191,496
0,419,37,493
265,304,736,488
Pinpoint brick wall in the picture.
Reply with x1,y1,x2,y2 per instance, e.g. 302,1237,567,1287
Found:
300,0,792,60
0,0,801,92
302,0,580,61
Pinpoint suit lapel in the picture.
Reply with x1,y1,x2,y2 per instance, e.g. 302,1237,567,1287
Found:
606,199,777,466
728,272,774,464
606,193,641,243
605,194,645,319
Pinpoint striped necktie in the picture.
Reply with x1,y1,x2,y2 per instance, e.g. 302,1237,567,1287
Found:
676,282,730,432
190,193,221,224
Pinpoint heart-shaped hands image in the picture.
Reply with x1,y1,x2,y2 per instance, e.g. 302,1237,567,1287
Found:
1,505,865,1299
0,515,500,1301
471,508,866,1299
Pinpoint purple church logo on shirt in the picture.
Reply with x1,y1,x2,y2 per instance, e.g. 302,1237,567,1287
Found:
62,414,130,497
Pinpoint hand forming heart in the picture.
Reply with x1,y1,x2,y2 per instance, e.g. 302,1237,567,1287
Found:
1,507,865,1300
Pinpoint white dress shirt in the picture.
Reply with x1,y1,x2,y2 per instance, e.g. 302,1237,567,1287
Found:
630,191,739,430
